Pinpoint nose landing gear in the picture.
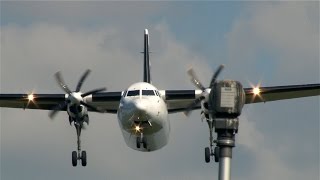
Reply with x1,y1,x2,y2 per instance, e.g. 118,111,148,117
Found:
133,121,151,150
136,133,147,149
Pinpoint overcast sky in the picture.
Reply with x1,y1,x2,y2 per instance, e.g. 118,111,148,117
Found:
0,1,319,180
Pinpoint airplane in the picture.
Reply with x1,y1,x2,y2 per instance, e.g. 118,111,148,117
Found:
0,29,319,168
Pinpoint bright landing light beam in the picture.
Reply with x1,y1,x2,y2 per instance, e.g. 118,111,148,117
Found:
252,84,266,103
135,125,142,133
253,87,260,95
248,81,265,103
28,94,34,101
24,93,37,109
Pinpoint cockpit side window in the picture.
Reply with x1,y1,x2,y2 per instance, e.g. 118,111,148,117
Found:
142,90,155,96
127,90,140,96
155,90,160,96
123,91,127,97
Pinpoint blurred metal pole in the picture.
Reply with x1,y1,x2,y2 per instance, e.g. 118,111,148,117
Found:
218,150,232,180
214,118,238,180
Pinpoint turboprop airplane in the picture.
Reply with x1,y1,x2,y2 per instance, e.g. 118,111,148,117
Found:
0,29,319,168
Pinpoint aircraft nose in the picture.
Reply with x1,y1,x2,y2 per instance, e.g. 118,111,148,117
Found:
122,99,151,123
133,100,148,113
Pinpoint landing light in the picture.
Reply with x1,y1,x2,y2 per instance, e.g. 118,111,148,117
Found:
253,87,260,95
135,125,141,132
248,81,265,103
28,94,34,101
25,93,38,109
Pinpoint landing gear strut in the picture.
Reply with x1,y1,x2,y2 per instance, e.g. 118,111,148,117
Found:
204,119,216,163
72,122,87,167
136,133,147,149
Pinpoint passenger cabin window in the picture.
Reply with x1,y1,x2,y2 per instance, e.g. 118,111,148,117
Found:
142,90,155,96
127,90,140,96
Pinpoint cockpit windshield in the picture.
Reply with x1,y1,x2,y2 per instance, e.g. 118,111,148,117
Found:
142,90,155,96
127,90,140,96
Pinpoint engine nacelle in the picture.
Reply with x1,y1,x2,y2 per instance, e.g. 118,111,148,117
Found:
67,104,88,121
209,80,245,119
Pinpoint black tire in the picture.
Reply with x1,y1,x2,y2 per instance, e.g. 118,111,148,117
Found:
136,137,141,149
81,151,87,167
214,147,220,163
142,137,147,149
205,147,210,163
72,151,77,167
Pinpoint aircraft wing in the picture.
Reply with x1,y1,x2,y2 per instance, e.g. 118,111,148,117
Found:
163,83,320,113
244,84,320,104
1,84,319,114
0,92,122,114
161,90,203,113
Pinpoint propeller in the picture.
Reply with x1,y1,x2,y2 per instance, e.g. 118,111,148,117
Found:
184,65,224,116
49,69,106,119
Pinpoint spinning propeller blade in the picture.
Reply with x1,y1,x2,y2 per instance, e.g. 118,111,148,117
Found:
209,64,224,88
55,72,72,94
49,101,68,119
76,69,91,92
184,65,225,116
80,101,104,113
184,96,205,116
81,87,106,98
187,68,206,91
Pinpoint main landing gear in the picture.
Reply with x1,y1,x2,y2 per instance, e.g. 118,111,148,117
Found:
72,122,87,167
204,119,220,163
72,151,87,167
205,146,220,163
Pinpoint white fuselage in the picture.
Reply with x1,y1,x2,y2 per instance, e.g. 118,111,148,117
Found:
117,82,169,152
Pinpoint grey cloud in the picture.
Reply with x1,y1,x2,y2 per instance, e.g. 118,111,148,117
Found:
1,1,167,28
1,23,218,180
226,2,319,84
224,2,319,180
1,2,319,180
